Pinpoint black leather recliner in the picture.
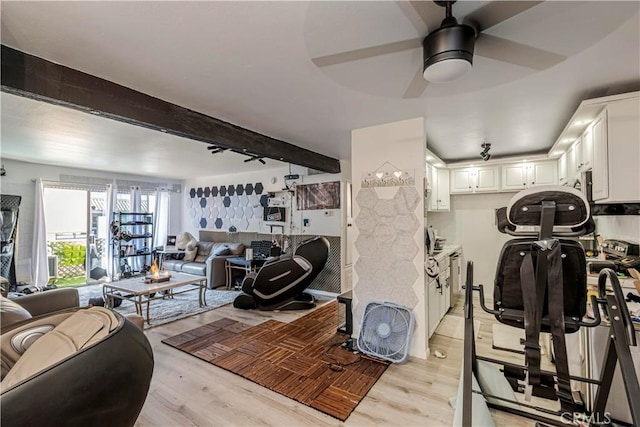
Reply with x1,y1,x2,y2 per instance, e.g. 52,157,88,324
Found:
233,236,330,311
1,291,153,427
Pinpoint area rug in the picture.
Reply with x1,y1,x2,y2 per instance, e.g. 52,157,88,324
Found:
435,315,481,340
162,301,389,421
76,284,240,328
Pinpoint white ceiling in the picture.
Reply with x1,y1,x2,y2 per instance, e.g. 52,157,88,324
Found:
1,1,639,178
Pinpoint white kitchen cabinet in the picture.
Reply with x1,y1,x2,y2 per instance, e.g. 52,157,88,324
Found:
476,167,499,191
591,109,608,200
451,166,498,194
593,98,640,203
574,138,584,173
428,166,450,211
529,161,557,187
581,126,593,171
502,163,528,191
567,144,577,183
439,267,451,319
450,168,473,193
428,278,440,337
451,166,499,193
501,161,557,191
558,152,568,185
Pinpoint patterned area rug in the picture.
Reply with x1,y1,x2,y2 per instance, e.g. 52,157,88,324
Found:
76,284,240,328
162,301,389,421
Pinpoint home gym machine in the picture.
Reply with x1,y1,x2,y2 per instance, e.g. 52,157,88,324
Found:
460,187,639,426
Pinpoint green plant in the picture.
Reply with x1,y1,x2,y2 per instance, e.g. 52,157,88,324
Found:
48,241,87,267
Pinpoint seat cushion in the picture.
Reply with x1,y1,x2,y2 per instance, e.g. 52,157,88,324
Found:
180,262,206,276
193,241,215,263
162,260,186,272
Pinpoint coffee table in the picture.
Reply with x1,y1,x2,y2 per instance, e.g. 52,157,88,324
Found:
102,272,207,324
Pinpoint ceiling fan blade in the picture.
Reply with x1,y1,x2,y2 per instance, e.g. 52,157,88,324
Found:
403,67,429,99
312,38,422,68
475,34,566,70
463,1,543,32
396,1,443,33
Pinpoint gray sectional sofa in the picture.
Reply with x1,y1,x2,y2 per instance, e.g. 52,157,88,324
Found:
163,239,245,289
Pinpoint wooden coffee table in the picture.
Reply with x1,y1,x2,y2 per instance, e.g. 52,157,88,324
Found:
103,272,207,324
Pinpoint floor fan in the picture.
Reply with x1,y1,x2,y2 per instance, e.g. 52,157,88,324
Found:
357,301,415,363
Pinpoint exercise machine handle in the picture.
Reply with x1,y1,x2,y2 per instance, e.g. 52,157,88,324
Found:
598,268,637,347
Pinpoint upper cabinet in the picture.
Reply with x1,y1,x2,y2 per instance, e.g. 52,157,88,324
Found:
427,165,450,211
591,109,608,200
592,98,639,203
501,161,557,191
581,125,593,171
549,91,639,204
450,166,499,194
558,152,568,185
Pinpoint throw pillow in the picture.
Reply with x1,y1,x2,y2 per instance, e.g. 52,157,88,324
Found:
176,232,198,262
175,232,196,250
183,240,198,262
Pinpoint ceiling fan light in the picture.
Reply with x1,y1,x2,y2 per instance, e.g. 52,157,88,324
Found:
423,58,472,83
423,24,475,83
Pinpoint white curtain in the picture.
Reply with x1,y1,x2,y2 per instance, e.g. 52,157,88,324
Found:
31,178,49,289
105,181,117,280
130,185,143,271
152,188,170,250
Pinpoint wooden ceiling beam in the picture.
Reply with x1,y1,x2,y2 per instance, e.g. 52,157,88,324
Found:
0,45,341,174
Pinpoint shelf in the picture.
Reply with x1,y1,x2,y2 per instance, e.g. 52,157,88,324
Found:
115,212,152,216
115,253,152,258
113,211,154,274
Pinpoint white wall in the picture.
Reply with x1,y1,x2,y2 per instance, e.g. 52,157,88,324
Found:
182,166,344,238
351,117,427,359
427,192,514,299
0,158,182,283
595,215,640,243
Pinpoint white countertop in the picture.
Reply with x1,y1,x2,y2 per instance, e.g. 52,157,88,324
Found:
428,244,462,263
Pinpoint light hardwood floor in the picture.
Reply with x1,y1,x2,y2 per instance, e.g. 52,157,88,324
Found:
134,294,538,427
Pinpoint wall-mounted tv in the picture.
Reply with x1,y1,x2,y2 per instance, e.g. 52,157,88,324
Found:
263,206,286,222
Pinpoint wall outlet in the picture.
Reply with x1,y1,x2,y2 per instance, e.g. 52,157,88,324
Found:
324,211,333,217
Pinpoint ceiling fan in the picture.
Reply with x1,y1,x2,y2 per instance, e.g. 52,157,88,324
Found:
311,1,566,98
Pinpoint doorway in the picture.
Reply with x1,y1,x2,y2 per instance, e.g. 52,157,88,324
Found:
44,187,110,287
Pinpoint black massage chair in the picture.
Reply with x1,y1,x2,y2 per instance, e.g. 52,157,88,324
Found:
233,236,330,311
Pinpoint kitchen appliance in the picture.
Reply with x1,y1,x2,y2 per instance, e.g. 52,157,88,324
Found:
425,226,436,256
449,251,462,307
579,235,599,258
434,237,446,251
601,239,640,273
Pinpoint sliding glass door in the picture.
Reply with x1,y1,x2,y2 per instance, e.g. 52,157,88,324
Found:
44,187,110,287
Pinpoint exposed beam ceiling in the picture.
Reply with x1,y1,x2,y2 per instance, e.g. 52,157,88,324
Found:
1,45,341,174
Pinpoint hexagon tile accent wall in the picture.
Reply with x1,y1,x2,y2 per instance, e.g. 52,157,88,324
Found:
353,186,421,316
188,182,265,231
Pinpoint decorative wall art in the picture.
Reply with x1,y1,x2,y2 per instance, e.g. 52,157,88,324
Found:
361,161,415,188
187,182,265,230
296,181,341,210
